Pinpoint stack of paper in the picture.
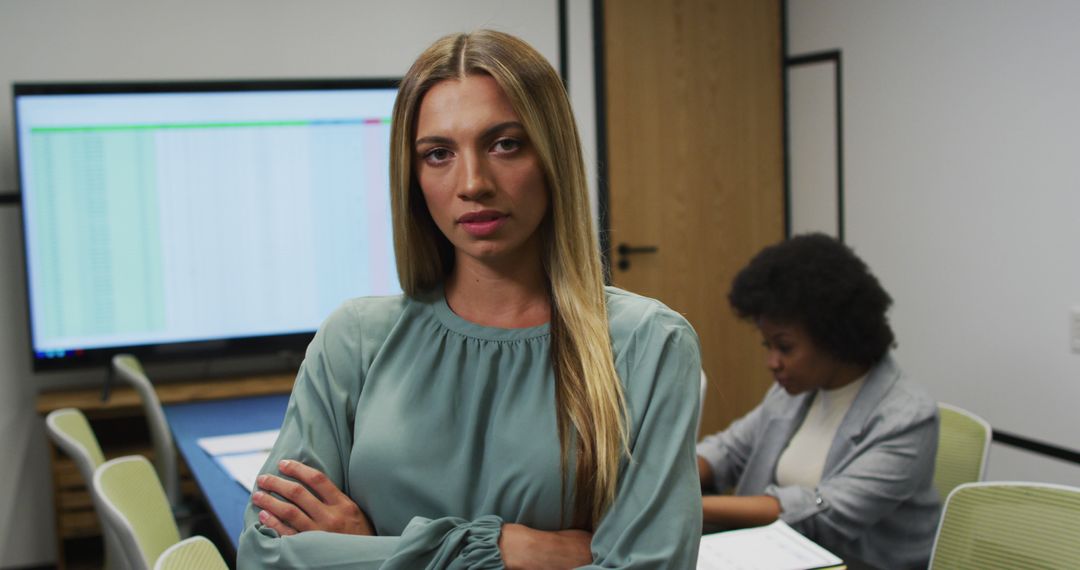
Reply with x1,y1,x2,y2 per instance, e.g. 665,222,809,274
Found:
197,429,280,492
698,520,843,570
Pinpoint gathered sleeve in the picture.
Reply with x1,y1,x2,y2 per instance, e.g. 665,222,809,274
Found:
765,401,939,546
237,301,506,570
584,305,704,568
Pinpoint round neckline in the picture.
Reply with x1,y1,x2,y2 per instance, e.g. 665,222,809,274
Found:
428,287,550,341
817,375,866,412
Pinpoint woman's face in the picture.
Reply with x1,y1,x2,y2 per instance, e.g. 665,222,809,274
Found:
414,74,549,267
756,317,848,395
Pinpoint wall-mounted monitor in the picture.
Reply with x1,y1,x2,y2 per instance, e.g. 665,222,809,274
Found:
13,79,401,371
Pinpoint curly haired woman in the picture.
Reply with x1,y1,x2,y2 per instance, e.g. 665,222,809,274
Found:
697,233,940,569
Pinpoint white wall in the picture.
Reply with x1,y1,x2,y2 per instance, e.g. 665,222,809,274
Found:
0,1,599,566
788,0,1080,485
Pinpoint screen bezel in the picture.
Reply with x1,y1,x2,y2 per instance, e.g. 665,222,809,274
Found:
13,77,400,372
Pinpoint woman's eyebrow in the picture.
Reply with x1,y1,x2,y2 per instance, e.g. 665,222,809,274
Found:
480,121,525,139
415,121,525,148
415,134,452,147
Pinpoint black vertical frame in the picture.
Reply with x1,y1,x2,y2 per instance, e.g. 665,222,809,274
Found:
784,49,845,242
781,0,790,240
558,0,569,88
591,0,611,281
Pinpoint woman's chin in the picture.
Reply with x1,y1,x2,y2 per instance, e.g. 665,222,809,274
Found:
776,380,805,395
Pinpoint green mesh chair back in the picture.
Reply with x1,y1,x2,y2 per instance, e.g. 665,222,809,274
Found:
153,536,229,570
94,456,182,570
934,403,991,501
930,482,1080,569
46,408,125,570
112,353,182,508
46,408,106,482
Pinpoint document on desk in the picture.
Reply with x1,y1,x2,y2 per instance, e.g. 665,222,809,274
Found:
197,429,280,492
698,520,843,570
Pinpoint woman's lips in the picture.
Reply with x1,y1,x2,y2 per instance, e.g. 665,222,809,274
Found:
458,211,507,237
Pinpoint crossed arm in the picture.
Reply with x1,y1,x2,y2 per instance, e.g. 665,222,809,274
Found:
240,299,703,569
253,459,592,570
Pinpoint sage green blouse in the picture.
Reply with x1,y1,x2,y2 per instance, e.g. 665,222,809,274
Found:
237,287,702,569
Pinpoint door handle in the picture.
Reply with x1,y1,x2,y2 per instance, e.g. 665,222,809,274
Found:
616,243,659,271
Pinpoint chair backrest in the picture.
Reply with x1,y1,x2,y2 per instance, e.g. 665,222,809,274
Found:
46,408,106,483
934,402,992,501
45,409,126,570
94,456,181,570
153,536,228,570
930,481,1080,569
112,354,181,508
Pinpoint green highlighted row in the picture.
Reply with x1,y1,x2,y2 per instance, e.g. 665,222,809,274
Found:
32,117,391,133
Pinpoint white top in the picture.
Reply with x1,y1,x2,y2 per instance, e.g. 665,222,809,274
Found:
775,375,866,488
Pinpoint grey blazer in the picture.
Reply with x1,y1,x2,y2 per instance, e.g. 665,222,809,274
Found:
697,355,940,570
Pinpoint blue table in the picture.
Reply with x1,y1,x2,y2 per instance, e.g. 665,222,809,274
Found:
164,394,289,553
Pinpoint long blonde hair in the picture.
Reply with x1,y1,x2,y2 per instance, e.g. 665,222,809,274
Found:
389,30,628,528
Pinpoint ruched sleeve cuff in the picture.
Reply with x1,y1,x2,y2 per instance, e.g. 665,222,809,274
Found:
386,515,505,569
456,515,504,568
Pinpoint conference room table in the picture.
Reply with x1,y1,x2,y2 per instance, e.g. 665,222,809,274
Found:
163,393,290,553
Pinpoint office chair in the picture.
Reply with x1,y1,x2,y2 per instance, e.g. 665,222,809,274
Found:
934,403,992,501
94,456,183,570
112,354,214,540
111,354,181,508
929,481,1080,569
153,536,229,570
45,408,127,570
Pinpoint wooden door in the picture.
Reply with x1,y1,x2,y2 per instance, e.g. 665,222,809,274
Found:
603,0,785,436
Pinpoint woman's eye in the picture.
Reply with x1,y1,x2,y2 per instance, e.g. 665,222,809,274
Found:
423,148,452,164
492,138,521,154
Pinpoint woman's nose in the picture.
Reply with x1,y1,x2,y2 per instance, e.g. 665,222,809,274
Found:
765,351,781,371
459,151,495,200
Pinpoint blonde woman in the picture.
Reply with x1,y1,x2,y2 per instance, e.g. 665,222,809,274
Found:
239,30,702,569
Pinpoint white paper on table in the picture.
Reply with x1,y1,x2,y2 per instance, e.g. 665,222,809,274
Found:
197,429,280,492
697,520,843,570
197,429,280,456
214,451,271,492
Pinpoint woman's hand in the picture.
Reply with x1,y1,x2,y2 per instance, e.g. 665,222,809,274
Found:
252,459,374,537
499,523,592,570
